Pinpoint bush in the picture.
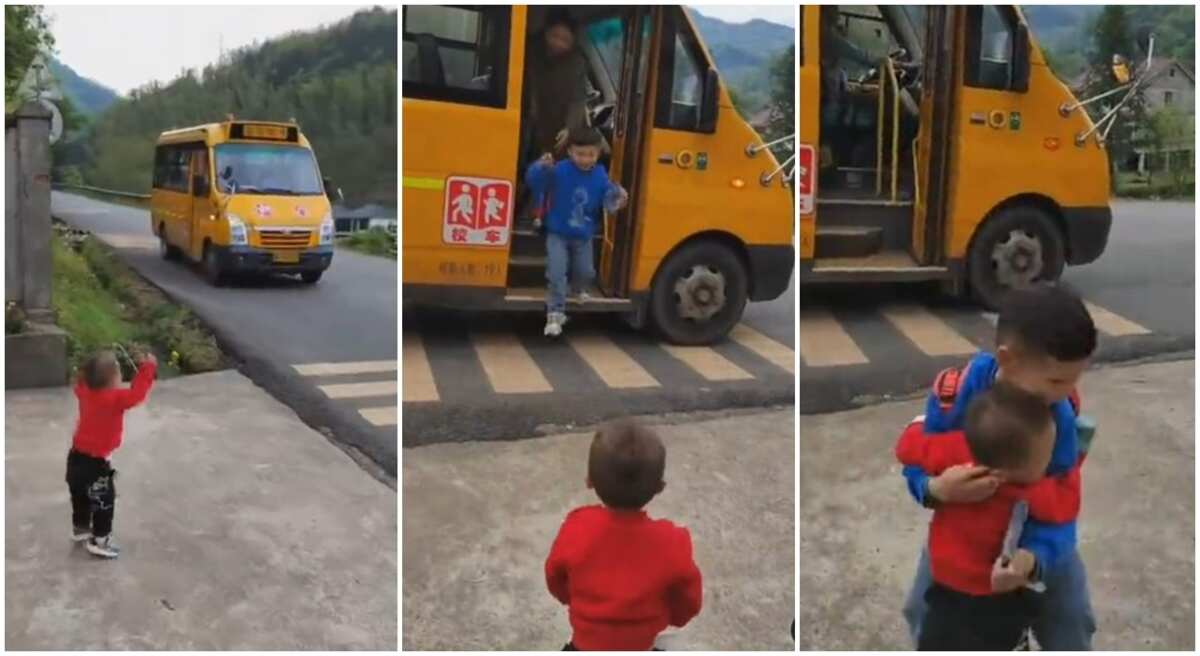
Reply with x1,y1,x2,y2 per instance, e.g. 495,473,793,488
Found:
5,301,26,335
339,227,396,258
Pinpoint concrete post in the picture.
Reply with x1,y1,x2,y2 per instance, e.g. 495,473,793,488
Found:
12,101,52,322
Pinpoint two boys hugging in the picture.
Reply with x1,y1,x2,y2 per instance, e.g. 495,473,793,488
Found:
897,284,1099,650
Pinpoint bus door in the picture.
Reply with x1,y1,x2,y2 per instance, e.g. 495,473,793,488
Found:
912,5,955,265
595,6,654,298
189,146,211,260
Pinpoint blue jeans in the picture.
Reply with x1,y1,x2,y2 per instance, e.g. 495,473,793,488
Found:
545,233,594,313
902,545,1096,650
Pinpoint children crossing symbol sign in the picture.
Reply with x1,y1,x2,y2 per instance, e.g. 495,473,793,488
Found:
798,144,815,215
443,176,513,247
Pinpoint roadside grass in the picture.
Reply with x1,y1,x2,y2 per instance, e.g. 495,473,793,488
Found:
338,228,396,259
1115,171,1194,200
51,223,226,378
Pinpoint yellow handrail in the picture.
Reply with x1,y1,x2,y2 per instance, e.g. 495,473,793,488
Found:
886,59,901,203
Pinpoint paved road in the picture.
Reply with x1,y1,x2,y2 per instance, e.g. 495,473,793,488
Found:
52,192,398,475
800,200,1194,413
402,276,794,445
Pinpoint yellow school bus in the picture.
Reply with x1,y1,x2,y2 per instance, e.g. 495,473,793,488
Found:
402,5,793,344
151,119,337,286
800,5,1112,308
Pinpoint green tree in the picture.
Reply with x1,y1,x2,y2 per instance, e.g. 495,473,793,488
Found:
1142,105,1193,195
1082,6,1143,193
5,5,55,103
765,44,794,173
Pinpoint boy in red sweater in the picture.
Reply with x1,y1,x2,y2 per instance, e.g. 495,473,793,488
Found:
68,350,157,558
545,418,703,650
895,382,1082,650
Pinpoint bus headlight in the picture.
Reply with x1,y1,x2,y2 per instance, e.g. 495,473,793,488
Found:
227,214,249,246
319,214,335,245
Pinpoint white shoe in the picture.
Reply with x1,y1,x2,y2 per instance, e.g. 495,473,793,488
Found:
573,290,592,302
543,312,566,337
86,535,120,558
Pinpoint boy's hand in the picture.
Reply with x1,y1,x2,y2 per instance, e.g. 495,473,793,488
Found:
613,186,629,210
991,549,1036,593
538,153,554,167
138,353,158,367
928,464,1000,504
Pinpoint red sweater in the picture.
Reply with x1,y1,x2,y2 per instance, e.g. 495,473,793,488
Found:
545,505,703,650
72,362,157,459
895,421,1082,595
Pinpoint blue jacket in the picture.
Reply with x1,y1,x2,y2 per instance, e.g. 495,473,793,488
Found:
525,159,616,241
903,351,1079,575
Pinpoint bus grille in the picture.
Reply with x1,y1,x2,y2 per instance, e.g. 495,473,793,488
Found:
257,229,312,249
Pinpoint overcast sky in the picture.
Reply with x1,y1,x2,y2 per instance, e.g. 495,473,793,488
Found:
691,5,796,29
45,6,371,95
44,5,792,96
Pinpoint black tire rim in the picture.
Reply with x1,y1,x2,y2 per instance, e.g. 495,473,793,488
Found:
989,228,1044,289
672,264,727,322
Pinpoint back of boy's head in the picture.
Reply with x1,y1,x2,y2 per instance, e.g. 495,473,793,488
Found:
588,418,666,510
568,126,603,149
80,351,119,390
964,381,1053,470
996,283,1097,362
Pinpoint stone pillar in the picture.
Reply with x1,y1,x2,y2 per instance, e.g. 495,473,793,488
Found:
12,101,52,322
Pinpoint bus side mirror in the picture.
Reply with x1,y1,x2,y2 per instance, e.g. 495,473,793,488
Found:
699,67,719,133
1011,23,1030,93
193,176,209,198
324,177,335,199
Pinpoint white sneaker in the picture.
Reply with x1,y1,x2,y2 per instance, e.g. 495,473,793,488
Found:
543,312,566,337
86,535,120,559
573,290,592,302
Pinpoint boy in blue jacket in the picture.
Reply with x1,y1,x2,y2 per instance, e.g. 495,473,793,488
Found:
526,127,627,337
901,284,1098,649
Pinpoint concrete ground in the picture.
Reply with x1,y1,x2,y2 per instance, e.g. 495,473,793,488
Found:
799,358,1195,650
402,408,795,650
6,370,397,650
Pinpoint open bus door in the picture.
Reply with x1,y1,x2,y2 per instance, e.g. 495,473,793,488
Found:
912,5,955,266
598,6,656,298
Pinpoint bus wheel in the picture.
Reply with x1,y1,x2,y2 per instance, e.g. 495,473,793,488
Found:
300,271,323,284
158,225,179,261
650,241,748,346
968,206,1064,310
202,244,226,287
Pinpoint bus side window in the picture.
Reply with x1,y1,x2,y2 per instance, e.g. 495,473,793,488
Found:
965,6,1016,90
153,146,191,194
655,10,707,132
402,5,510,109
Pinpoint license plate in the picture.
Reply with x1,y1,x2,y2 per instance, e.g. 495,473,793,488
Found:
274,251,300,264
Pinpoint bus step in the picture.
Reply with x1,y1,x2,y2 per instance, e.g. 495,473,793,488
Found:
503,286,633,313
510,228,546,257
506,254,547,287
816,226,883,259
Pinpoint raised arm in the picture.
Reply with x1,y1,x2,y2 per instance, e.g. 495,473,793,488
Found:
895,420,974,475
1024,462,1082,524
115,361,157,411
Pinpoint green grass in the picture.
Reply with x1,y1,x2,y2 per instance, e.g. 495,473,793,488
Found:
337,228,396,259
51,227,226,377
1115,171,1194,199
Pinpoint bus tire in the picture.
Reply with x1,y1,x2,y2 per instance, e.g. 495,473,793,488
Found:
158,224,180,261
649,240,748,346
202,243,226,287
967,205,1065,310
300,271,323,284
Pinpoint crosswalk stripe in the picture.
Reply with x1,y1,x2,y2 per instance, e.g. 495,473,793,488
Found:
730,323,795,374
881,303,977,356
659,345,754,381
403,334,439,402
471,333,553,394
1085,301,1151,337
799,307,868,367
318,380,397,399
567,334,660,389
359,406,397,426
294,361,397,376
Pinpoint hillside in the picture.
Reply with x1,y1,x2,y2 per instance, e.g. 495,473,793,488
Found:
48,57,119,116
70,8,397,207
688,9,792,117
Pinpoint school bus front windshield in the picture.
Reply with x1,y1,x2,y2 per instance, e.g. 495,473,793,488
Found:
214,143,324,196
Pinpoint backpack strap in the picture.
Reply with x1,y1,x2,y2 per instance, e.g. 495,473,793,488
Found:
1068,388,1081,416
932,365,965,412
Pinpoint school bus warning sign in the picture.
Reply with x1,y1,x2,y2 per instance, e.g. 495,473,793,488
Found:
443,176,513,246
798,144,814,215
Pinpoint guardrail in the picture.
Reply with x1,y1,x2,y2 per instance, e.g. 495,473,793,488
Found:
55,183,150,202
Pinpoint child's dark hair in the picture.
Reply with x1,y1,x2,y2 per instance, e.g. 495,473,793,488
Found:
588,418,666,510
568,126,603,148
545,8,577,33
996,283,1097,362
964,381,1053,470
79,351,120,390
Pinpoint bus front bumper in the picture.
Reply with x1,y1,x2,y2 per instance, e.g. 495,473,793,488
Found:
1063,206,1112,266
213,245,334,274
747,244,795,301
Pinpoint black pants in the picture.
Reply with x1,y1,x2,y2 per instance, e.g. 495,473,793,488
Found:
918,583,1038,650
65,449,116,538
